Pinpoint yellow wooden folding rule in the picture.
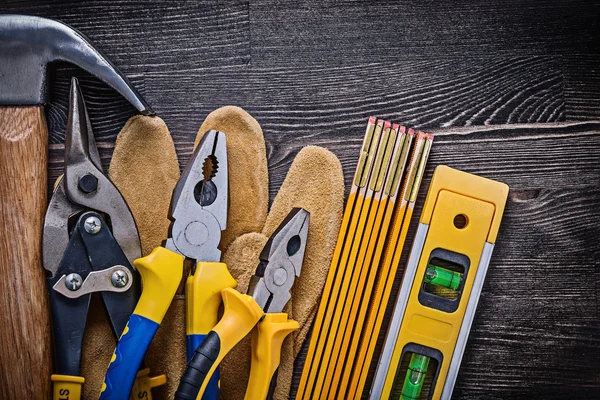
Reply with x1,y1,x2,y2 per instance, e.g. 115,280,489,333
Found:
297,117,435,400
346,132,433,399
315,122,408,399
297,117,383,399
319,125,416,399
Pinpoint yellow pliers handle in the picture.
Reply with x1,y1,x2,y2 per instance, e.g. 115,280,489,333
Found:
175,288,264,400
52,370,166,400
100,247,183,400
185,261,237,400
131,368,167,399
52,374,85,400
186,261,237,339
244,313,299,400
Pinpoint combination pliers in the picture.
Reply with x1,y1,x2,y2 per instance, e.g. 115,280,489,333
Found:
101,129,236,400
42,77,165,400
175,207,310,400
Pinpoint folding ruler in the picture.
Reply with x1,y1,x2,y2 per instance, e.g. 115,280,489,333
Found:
371,165,508,400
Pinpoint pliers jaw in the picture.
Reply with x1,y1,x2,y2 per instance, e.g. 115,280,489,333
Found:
166,130,228,264
249,208,310,313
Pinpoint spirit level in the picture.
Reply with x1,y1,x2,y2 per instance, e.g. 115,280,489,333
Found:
370,165,509,400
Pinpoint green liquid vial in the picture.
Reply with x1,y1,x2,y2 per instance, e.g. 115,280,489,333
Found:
424,264,462,290
400,353,430,400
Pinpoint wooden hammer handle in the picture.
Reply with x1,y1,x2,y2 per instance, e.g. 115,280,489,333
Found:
0,106,51,397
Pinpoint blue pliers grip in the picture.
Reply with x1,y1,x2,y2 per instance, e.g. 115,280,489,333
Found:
100,315,159,400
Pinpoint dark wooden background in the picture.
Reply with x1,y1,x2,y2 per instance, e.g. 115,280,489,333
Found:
2,1,599,398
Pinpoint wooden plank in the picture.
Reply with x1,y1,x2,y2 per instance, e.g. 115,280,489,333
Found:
249,0,600,64
141,55,565,137
49,120,600,198
563,54,600,121
0,0,250,72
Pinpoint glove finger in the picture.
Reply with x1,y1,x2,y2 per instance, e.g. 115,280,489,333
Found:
262,146,345,360
195,106,269,253
80,115,181,399
108,115,180,255
220,232,269,400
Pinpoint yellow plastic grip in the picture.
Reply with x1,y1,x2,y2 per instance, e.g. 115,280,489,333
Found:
186,261,237,335
131,368,167,400
244,313,299,400
132,247,184,323
197,287,264,397
51,374,84,400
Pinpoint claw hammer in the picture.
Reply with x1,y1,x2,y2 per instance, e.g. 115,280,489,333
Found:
0,15,152,397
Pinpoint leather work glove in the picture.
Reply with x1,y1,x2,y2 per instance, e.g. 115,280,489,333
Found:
80,106,344,399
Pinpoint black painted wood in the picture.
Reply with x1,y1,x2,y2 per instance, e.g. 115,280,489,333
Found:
2,1,599,399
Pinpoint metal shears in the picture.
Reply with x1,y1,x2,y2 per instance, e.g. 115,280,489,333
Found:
42,77,165,400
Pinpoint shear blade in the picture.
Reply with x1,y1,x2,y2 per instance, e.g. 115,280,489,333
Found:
55,77,141,265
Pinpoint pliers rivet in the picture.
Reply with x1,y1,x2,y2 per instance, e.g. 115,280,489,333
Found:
273,268,288,286
84,216,102,234
78,173,98,194
111,270,129,288
65,273,83,291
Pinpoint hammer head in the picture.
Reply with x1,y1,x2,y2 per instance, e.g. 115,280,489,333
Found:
0,14,152,114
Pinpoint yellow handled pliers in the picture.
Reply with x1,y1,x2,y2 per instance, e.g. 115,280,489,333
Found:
175,207,310,400
101,129,235,400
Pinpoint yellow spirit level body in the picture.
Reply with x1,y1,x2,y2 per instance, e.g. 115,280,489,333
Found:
371,165,508,400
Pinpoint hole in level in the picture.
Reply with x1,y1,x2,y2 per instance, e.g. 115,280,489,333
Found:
453,214,468,229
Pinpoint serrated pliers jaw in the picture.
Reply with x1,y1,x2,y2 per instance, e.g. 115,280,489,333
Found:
166,130,228,264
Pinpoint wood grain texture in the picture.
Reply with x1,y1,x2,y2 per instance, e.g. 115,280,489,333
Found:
248,0,600,63
563,55,600,121
0,0,250,73
0,107,52,398
0,1,599,398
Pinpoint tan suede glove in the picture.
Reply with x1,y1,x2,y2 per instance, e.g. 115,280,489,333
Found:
80,106,344,399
